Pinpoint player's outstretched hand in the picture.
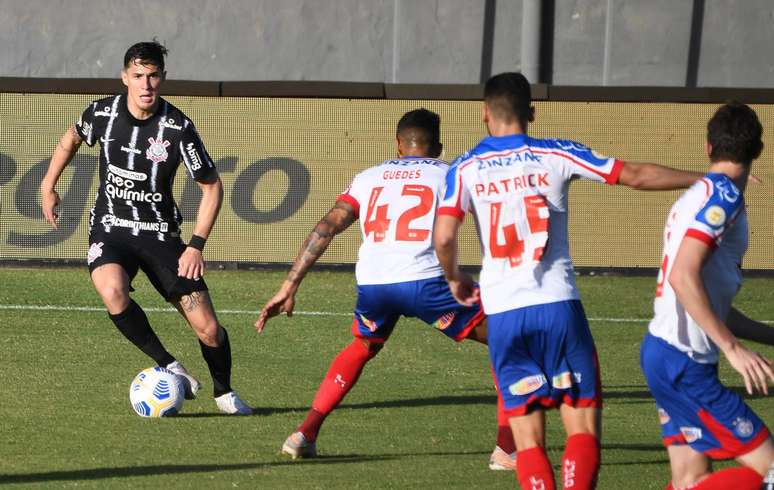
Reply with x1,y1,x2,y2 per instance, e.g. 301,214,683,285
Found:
41,189,61,229
255,283,297,333
179,247,205,280
724,343,774,395
447,272,480,307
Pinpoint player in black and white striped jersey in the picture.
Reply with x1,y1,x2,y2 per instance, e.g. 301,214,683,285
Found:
40,40,251,415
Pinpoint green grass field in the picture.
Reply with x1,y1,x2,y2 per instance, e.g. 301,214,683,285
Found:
1,268,772,489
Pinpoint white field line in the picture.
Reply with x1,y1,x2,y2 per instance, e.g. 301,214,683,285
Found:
0,304,349,316
2,304,771,324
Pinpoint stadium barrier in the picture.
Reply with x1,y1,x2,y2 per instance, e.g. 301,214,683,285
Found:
1,80,772,271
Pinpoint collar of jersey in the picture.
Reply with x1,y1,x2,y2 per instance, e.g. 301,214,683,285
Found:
477,133,529,153
119,93,160,127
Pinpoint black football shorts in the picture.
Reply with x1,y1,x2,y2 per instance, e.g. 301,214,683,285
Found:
87,229,208,302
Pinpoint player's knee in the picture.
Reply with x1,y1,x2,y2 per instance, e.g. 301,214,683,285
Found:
193,320,220,346
98,285,130,313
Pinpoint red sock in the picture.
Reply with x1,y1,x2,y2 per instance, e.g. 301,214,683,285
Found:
691,467,763,489
664,483,674,490
516,446,556,490
492,366,516,454
298,340,374,441
562,433,600,489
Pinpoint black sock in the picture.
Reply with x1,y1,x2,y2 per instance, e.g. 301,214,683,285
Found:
199,327,232,397
109,299,175,367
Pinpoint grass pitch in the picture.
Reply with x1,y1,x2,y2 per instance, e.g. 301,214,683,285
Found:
0,268,772,489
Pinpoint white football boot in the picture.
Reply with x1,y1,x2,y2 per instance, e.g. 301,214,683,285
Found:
165,361,201,400
215,391,252,415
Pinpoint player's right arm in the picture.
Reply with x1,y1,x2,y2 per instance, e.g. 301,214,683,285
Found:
255,200,356,332
434,163,479,306
40,125,84,229
434,213,479,307
617,161,703,190
669,237,774,395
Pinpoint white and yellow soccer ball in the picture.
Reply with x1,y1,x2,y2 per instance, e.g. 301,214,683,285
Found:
129,367,185,417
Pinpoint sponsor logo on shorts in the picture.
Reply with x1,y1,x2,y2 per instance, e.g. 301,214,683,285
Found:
159,117,182,130
657,407,670,425
359,314,378,333
733,417,754,438
552,372,573,389
87,242,104,265
509,374,547,396
704,205,726,227
434,312,456,331
146,137,170,164
680,427,702,443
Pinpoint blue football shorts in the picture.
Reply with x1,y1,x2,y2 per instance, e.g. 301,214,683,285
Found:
641,333,770,459
351,275,484,343
487,299,602,415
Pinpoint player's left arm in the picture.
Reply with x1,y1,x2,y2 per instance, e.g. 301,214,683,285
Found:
617,161,703,190
727,307,774,346
255,201,356,332
178,171,223,280
434,214,478,307
669,237,774,394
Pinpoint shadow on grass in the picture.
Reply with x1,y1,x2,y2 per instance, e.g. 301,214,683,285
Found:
0,450,489,484
249,394,496,416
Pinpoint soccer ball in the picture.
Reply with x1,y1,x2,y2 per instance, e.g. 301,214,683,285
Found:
129,367,185,417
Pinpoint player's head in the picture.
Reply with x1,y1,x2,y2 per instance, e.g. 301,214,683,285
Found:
396,108,442,158
121,40,168,114
483,72,535,133
706,102,763,167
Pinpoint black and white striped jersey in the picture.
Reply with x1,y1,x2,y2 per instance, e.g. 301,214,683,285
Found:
75,94,215,241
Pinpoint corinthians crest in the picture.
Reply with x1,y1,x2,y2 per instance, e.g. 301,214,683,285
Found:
146,137,170,164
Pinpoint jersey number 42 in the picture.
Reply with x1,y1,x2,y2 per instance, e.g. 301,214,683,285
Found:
363,185,434,242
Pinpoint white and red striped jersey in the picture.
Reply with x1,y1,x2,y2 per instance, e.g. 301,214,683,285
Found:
648,173,747,364
438,134,623,314
337,157,449,285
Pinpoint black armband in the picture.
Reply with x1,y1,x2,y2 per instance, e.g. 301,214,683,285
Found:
188,234,206,251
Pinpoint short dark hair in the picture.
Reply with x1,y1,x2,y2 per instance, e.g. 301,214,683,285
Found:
707,102,763,165
123,40,168,72
484,72,532,128
396,108,441,149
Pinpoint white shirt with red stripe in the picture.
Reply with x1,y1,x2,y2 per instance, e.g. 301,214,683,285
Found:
438,134,623,314
648,173,747,364
337,157,449,285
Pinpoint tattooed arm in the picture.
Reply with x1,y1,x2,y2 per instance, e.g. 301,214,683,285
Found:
255,201,357,332
41,125,83,229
